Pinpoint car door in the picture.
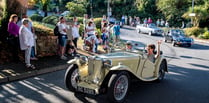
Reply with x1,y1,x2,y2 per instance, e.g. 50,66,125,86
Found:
141,58,155,78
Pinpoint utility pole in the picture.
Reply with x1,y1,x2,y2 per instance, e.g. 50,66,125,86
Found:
191,0,195,26
90,0,93,18
107,0,110,21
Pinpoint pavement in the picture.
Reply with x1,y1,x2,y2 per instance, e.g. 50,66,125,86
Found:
0,49,96,84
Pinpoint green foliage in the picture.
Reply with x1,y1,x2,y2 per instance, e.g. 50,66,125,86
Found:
30,14,44,22
156,0,190,27
79,23,84,35
202,31,209,39
66,2,86,17
42,15,59,25
182,2,209,27
94,18,102,29
184,27,205,37
33,22,54,36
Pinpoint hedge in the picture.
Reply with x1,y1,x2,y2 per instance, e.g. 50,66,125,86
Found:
42,15,59,25
30,14,43,22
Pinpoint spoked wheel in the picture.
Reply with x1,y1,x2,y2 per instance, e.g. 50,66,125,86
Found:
64,65,79,92
107,72,130,103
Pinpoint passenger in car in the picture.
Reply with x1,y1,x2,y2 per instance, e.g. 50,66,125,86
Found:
125,41,134,51
147,40,162,63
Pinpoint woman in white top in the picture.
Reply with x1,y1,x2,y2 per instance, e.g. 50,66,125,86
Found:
71,22,80,48
19,19,35,69
86,21,95,37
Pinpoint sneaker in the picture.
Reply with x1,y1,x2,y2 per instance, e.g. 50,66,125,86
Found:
26,64,36,69
60,55,67,60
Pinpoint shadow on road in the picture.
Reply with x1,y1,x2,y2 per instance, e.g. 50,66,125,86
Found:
187,43,209,50
180,55,209,61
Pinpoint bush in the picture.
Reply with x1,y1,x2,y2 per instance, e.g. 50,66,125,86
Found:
94,18,102,29
42,15,58,25
79,24,84,35
199,30,209,39
30,14,43,22
33,22,54,36
184,27,205,37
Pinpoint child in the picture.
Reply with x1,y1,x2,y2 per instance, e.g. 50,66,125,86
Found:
66,40,76,56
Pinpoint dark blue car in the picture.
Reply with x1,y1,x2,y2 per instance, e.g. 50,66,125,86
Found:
164,29,194,47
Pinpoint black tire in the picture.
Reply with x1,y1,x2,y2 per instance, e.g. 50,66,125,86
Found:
137,29,141,33
187,44,191,47
164,38,167,43
107,71,130,103
156,61,166,82
172,41,176,46
148,31,152,36
64,65,79,92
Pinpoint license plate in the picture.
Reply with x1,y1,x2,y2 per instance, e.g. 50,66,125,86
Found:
77,86,95,95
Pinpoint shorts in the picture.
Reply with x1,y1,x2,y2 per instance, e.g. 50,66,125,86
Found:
115,35,120,40
59,36,67,47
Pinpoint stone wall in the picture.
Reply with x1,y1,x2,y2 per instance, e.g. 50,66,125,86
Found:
36,36,58,57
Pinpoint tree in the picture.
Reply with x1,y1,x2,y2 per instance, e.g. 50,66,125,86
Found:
0,0,27,41
182,1,209,27
66,2,86,17
156,0,190,27
29,0,54,17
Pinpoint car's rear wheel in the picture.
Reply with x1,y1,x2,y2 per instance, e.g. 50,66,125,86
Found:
187,44,191,47
156,61,166,82
65,65,79,92
164,38,167,42
107,71,130,103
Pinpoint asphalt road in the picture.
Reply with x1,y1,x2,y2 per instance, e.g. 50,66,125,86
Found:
0,26,209,103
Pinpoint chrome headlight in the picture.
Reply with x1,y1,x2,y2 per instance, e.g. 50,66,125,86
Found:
102,59,112,68
79,56,88,65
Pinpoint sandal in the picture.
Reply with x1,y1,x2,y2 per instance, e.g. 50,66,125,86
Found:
26,64,36,69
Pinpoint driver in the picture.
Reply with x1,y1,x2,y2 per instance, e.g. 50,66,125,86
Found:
125,41,134,51
147,40,162,63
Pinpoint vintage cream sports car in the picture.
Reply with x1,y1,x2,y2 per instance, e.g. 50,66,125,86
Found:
64,41,168,103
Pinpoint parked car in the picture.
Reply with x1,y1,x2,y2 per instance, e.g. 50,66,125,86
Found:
164,29,194,47
60,10,70,16
64,40,168,103
136,23,164,36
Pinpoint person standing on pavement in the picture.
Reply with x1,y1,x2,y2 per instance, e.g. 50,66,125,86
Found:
17,14,38,60
86,21,95,37
101,15,107,28
7,14,20,62
83,14,89,39
57,16,68,60
71,22,80,49
113,22,120,42
147,17,152,24
19,19,36,69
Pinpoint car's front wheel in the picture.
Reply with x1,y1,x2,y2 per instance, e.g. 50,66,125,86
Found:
137,29,141,33
148,31,152,36
172,41,176,46
107,71,130,103
64,65,79,92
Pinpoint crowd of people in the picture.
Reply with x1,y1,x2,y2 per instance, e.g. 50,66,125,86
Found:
6,13,164,69
122,15,169,27
7,14,37,69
